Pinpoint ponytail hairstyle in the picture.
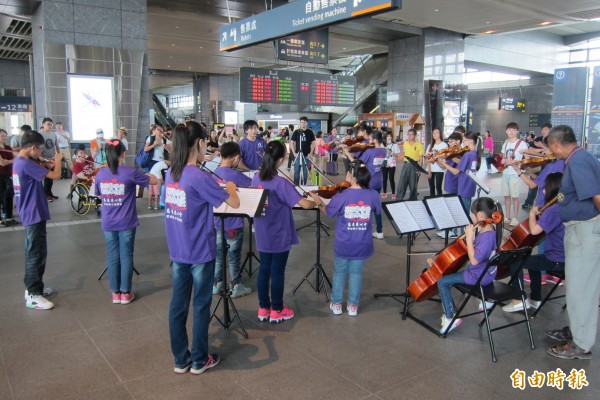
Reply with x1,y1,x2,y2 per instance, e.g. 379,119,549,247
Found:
370,130,385,145
349,160,371,189
170,121,208,183
471,197,504,247
105,139,125,174
544,172,562,205
259,140,286,181
464,131,482,170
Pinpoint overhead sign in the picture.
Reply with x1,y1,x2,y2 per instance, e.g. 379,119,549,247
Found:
551,67,588,145
220,0,401,51
499,97,526,112
529,113,551,127
239,67,356,107
0,96,31,112
276,29,329,64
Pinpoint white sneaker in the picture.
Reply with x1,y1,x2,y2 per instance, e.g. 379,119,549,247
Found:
510,218,519,227
231,283,252,298
26,294,54,310
440,314,462,334
347,304,358,316
372,232,384,240
502,301,524,313
24,287,53,300
330,302,342,315
436,230,447,239
527,299,541,310
478,300,494,311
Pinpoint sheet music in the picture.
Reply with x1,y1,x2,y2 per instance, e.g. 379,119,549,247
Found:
405,201,435,230
425,196,470,229
385,202,421,233
466,170,490,194
445,196,471,226
213,188,266,217
243,170,257,179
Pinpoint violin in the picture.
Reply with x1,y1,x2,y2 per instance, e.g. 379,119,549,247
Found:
407,212,503,302
314,181,351,199
494,195,558,279
37,157,55,170
517,156,556,170
348,143,375,153
430,145,470,161
322,137,362,152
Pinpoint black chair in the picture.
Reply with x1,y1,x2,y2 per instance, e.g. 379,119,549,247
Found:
442,247,535,362
532,270,565,317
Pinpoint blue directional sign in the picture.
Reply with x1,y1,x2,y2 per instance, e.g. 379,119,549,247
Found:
220,0,401,52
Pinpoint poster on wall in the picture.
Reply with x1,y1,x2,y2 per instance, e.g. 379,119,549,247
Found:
551,67,587,145
588,66,600,156
67,75,115,142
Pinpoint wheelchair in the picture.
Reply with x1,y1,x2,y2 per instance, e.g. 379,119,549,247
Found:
69,178,101,216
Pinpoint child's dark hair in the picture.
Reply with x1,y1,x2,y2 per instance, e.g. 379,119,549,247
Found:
106,139,125,174
471,197,504,247
220,141,240,159
349,161,371,189
20,130,44,148
465,131,482,170
259,140,286,181
370,130,385,145
448,132,462,142
544,172,562,204
170,121,207,182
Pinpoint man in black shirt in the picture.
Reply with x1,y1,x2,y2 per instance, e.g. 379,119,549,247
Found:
291,116,316,185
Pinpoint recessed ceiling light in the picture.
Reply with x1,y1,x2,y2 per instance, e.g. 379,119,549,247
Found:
175,26,179,29
434,9,439,12
483,30,496,34
167,65,171,68
188,66,192,69
540,21,552,25
486,21,490,24
199,46,203,49
168,56,173,59
342,47,347,50
171,43,175,46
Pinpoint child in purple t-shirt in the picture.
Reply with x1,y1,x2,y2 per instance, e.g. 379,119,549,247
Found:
251,141,317,324
437,197,503,335
13,130,62,310
95,139,156,305
311,161,381,316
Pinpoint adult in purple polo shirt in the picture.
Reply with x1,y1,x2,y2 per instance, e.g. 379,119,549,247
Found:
238,120,266,170
95,139,155,305
165,121,239,375
13,130,63,310
251,140,317,324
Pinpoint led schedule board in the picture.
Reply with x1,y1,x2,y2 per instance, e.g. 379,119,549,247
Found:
239,67,356,107
220,0,401,51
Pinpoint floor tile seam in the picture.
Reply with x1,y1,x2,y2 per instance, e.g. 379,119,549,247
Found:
79,312,165,335
79,319,126,384
371,364,442,396
282,338,377,397
0,350,15,400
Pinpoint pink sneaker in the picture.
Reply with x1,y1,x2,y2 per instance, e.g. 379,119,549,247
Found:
258,307,270,322
120,291,135,304
380,193,388,199
270,305,294,324
112,292,121,304
545,275,564,286
523,274,531,283
391,194,397,199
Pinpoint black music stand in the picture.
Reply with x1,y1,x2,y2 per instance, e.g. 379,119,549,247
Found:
98,266,139,280
210,188,268,338
240,217,260,277
374,197,471,336
292,206,332,301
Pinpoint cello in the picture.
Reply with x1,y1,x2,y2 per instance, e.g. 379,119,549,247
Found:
407,212,503,302
494,195,559,279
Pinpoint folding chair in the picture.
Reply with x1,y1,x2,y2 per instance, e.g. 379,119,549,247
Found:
532,270,565,317
443,247,535,362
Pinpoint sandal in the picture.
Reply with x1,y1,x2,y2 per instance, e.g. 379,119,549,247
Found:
545,326,572,342
547,340,592,360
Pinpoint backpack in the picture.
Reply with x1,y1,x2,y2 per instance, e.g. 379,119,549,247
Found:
135,135,153,169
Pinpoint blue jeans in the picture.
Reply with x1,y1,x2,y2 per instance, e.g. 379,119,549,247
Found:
103,228,136,293
214,227,244,285
374,188,383,233
331,257,365,306
293,155,309,185
257,251,289,311
169,260,215,368
438,272,467,318
24,221,47,295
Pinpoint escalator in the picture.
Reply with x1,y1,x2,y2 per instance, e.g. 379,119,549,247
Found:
152,94,177,129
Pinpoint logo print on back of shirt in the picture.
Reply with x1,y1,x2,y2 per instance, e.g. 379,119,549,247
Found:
344,201,371,222
100,178,125,198
165,183,187,210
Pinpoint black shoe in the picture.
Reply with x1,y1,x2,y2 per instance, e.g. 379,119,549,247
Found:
51,195,59,200
521,203,532,209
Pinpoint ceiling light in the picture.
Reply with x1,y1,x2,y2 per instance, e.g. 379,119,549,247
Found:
199,46,203,49
342,47,347,50
175,26,179,29
171,43,175,46
540,21,552,25
167,65,171,68
434,9,439,12
168,56,173,59
188,66,192,70
485,21,490,24
483,30,496,34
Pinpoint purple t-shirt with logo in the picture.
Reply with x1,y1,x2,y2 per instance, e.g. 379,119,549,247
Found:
239,137,266,170
443,159,458,194
457,150,478,198
213,166,252,230
533,160,565,207
251,174,302,253
326,187,381,259
356,147,386,190
95,166,150,232
463,230,497,285
164,166,229,264
536,204,565,262
12,157,50,226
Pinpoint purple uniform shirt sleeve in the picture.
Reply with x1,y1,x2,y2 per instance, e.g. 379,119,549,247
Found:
30,160,49,182
200,173,230,208
280,179,303,207
133,168,151,188
537,206,561,234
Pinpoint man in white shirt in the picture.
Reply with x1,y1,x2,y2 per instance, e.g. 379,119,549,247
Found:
500,122,529,226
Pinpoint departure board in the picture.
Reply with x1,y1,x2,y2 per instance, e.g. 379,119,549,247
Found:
240,67,356,107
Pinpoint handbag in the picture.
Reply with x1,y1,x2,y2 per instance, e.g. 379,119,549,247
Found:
135,135,154,169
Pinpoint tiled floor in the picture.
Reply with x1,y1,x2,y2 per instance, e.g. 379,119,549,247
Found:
0,164,597,399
